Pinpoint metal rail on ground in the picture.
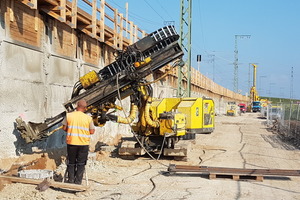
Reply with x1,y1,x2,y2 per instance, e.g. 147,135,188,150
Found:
168,164,300,181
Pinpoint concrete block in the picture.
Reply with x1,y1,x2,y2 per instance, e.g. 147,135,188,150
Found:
18,169,53,179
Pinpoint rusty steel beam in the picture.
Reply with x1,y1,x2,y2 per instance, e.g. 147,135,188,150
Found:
168,164,300,177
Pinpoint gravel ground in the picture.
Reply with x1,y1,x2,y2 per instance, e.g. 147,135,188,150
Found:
1,113,300,200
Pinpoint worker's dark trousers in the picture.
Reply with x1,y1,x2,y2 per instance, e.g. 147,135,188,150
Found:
67,144,89,184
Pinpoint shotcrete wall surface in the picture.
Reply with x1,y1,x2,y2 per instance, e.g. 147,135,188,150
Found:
0,39,135,159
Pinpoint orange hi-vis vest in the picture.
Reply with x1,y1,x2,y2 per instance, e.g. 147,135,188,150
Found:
66,111,93,145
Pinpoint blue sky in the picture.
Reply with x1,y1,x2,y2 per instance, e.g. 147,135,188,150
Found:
104,0,300,99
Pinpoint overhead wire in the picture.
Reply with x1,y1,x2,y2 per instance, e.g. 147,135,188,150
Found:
106,0,162,31
197,0,206,50
144,0,166,21
155,0,174,21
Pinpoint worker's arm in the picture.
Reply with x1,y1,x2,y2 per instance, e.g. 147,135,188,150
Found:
62,117,68,132
89,129,95,135
62,125,68,132
89,120,95,135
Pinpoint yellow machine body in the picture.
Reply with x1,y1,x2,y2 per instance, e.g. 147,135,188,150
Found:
159,112,186,137
150,97,215,135
150,98,183,136
79,70,100,89
177,98,215,134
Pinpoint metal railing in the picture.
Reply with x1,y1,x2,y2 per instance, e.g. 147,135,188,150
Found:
265,102,300,146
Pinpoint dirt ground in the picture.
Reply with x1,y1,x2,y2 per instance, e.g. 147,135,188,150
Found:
0,113,300,200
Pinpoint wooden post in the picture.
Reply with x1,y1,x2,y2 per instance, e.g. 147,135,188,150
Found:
60,0,66,22
133,24,137,43
129,21,133,44
96,40,99,64
34,9,39,31
92,0,97,38
142,30,146,38
53,20,57,39
9,0,14,22
113,8,118,48
71,0,78,28
119,13,123,49
99,0,105,42
71,29,74,45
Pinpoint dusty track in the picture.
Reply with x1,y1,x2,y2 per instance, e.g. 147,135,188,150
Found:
1,113,300,199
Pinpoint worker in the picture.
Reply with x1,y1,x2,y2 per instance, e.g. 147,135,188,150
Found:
62,99,95,184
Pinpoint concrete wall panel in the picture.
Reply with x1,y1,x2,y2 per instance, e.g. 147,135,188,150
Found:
3,42,42,82
48,57,78,85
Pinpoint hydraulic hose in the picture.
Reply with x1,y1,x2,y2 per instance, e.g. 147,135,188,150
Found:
116,103,138,124
144,97,160,128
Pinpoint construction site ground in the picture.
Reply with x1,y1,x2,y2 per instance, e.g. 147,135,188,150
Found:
0,113,300,200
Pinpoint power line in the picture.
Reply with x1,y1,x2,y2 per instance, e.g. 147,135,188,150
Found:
196,0,206,50
156,0,174,21
144,0,166,21
105,0,162,31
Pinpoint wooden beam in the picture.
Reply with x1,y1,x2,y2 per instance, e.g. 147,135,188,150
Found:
28,0,37,9
0,175,88,191
21,0,37,9
71,0,77,28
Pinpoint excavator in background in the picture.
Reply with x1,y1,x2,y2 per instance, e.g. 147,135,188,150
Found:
15,26,215,160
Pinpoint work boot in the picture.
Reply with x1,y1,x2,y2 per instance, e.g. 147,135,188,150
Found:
74,164,85,185
66,164,75,183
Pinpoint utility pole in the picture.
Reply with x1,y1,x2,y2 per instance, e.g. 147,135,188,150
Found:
178,0,192,97
290,66,294,100
233,35,251,93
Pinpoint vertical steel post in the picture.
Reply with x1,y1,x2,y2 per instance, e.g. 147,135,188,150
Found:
234,36,238,93
296,104,300,138
233,35,250,93
177,0,192,97
288,101,292,137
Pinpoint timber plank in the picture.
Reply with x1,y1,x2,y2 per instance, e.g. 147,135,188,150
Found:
0,175,88,191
